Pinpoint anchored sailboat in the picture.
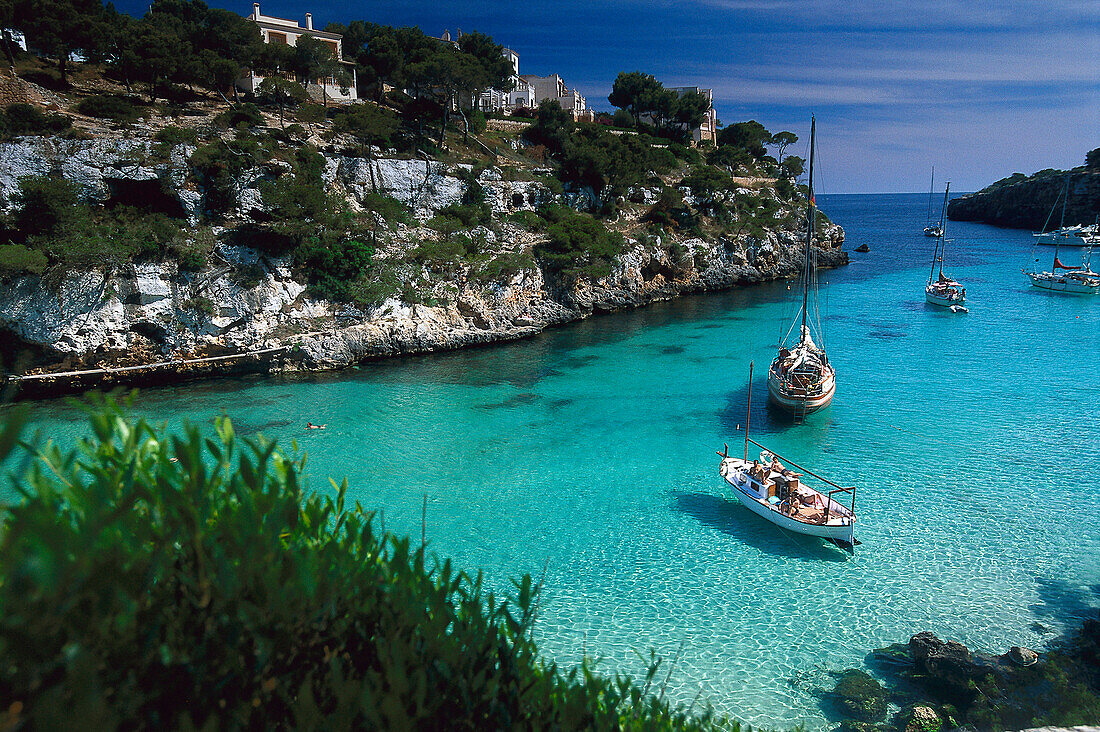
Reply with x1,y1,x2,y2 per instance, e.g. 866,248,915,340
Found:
1034,178,1094,247
719,362,858,551
925,183,966,308
1025,242,1100,294
767,116,835,415
923,166,942,237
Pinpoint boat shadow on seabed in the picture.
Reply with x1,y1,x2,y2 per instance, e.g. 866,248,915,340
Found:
718,382,836,439
671,490,850,562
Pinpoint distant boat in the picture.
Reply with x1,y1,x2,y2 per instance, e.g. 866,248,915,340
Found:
923,166,942,237
719,363,858,551
1034,179,1093,247
925,182,966,307
767,116,835,417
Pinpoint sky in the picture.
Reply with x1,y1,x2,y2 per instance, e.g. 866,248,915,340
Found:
122,0,1099,193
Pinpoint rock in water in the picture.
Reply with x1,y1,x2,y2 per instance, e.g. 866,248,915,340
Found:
908,632,976,703
855,244,870,252
833,669,888,722
898,704,942,732
1007,645,1038,666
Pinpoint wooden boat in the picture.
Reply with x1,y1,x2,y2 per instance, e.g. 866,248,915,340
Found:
924,182,966,307
720,363,857,551
767,116,835,416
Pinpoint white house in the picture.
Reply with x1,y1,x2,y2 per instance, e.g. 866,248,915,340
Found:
237,3,357,103
666,86,716,144
520,74,587,118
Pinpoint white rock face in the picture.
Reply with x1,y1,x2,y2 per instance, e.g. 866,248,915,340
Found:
0,134,846,380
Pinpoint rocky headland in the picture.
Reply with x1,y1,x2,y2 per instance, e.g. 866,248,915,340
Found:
0,132,845,397
947,165,1100,230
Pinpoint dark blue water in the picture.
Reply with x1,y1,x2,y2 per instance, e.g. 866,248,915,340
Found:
20,194,1100,728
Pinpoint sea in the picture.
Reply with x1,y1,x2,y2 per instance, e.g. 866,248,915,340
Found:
15,193,1100,728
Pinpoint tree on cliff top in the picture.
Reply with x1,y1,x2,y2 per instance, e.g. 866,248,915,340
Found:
0,402,743,730
1087,147,1100,170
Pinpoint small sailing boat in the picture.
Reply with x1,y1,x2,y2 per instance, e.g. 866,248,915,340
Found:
1025,244,1100,294
719,362,858,551
767,116,835,415
925,183,966,307
1034,178,1093,247
922,166,942,237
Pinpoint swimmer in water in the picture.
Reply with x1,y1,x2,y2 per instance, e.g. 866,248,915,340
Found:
306,422,327,430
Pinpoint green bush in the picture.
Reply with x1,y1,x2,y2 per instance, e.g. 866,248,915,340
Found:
428,202,491,235
169,227,215,271
0,404,742,730
76,94,141,123
37,207,181,270
182,295,215,316
558,128,676,195
507,209,544,231
153,125,198,145
0,243,49,277
294,236,375,302
466,108,486,135
536,207,625,279
361,192,411,226
0,103,71,139
214,103,265,129
190,137,270,221
12,174,80,238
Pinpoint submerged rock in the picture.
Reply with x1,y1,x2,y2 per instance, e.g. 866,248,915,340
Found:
897,704,942,732
833,669,888,722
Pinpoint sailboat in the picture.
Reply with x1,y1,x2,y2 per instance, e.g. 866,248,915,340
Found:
1025,242,1100,294
767,116,835,415
1034,178,1092,247
719,362,858,551
922,166,942,237
924,183,966,308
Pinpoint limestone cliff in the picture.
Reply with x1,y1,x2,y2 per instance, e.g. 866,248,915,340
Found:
0,135,846,390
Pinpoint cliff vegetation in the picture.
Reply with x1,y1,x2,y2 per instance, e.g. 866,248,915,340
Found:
0,0,844,389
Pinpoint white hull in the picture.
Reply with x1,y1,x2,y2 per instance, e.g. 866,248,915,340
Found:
767,368,835,412
925,287,965,306
719,457,855,546
1034,227,1094,246
1027,271,1100,294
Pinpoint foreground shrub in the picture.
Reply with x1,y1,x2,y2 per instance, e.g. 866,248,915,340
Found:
0,405,740,730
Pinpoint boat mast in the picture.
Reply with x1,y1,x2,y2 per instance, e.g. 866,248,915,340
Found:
1053,175,1069,270
937,183,950,278
744,361,753,461
801,116,815,341
926,165,935,225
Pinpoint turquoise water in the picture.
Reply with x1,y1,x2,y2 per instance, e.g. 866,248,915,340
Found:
16,194,1100,728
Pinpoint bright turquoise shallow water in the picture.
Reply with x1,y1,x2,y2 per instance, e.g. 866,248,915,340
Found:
17,194,1100,728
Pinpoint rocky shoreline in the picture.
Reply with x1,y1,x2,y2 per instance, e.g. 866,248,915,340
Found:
947,167,1099,230
823,613,1100,732
0,134,846,399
